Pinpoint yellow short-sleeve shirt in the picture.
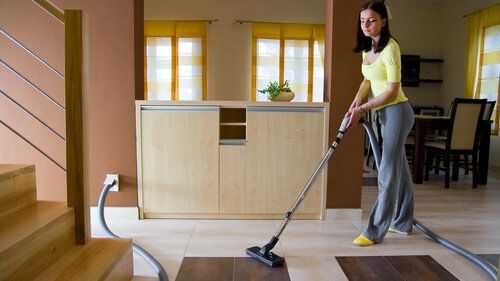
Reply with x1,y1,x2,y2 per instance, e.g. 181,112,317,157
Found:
362,38,407,110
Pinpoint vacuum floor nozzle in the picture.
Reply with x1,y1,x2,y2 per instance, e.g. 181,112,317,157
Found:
245,246,285,267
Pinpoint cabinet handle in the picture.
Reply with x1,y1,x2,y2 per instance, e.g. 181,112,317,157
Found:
247,107,324,113
141,105,219,112
219,140,247,146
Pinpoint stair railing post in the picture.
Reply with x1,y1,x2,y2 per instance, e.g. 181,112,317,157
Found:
65,9,90,245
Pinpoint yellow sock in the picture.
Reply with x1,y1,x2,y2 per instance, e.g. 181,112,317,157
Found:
352,235,374,247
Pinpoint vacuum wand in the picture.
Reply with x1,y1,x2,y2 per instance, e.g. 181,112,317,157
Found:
246,116,351,267
274,116,349,236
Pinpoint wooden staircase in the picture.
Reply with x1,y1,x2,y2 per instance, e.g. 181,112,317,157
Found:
0,164,133,281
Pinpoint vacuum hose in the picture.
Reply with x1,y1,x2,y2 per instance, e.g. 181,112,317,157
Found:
98,182,169,281
359,118,498,281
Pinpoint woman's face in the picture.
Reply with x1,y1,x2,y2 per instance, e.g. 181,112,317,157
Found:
360,9,386,39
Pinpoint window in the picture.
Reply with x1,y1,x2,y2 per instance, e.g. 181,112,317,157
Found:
255,39,280,101
252,23,325,102
146,37,173,100
144,21,207,101
465,4,500,134
178,38,203,100
476,24,499,133
284,39,310,102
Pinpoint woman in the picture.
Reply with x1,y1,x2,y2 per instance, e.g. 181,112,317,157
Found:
345,0,414,246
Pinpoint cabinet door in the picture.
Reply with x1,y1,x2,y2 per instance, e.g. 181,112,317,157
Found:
219,144,246,214
140,106,219,214
246,107,325,215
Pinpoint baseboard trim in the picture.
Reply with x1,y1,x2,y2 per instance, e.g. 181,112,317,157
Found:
90,206,139,220
324,208,362,221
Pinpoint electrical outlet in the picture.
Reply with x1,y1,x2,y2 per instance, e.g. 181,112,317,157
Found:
104,174,119,192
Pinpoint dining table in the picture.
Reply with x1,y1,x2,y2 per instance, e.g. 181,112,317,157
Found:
412,115,491,185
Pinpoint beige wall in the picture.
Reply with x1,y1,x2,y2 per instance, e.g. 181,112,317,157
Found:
144,0,325,101
387,0,500,167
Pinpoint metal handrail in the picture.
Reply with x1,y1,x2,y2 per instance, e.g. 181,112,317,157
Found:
0,28,64,79
0,120,65,171
0,59,65,110
1,90,65,141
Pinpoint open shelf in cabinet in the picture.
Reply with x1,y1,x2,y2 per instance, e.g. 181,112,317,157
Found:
220,108,246,141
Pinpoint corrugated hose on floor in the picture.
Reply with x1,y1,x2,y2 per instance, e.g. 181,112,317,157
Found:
98,180,169,281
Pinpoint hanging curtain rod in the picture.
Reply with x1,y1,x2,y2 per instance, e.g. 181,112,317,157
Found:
235,20,324,25
149,19,219,24
184,19,218,24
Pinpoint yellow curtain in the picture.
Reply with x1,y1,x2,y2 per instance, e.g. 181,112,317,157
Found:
281,23,313,39
465,3,500,98
253,23,280,39
176,21,206,37
144,21,207,100
313,25,325,67
144,21,176,37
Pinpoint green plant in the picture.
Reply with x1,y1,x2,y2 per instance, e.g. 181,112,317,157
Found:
258,80,292,99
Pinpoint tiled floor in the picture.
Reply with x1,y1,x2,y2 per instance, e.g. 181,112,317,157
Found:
91,163,500,280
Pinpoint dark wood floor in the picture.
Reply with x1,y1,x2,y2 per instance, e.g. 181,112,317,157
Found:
362,176,378,186
175,257,290,281
337,255,461,281
175,254,499,281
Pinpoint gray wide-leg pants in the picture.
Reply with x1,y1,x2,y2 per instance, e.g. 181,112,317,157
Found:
362,101,414,243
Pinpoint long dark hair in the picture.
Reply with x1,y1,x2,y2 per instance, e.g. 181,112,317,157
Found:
353,1,392,53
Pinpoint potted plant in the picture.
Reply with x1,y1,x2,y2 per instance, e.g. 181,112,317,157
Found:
258,80,295,101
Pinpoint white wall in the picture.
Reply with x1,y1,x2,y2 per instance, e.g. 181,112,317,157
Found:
144,0,325,101
387,0,444,107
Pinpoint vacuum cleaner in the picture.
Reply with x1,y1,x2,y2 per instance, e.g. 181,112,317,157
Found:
246,116,498,281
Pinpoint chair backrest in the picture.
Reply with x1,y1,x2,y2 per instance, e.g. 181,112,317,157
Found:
420,108,440,116
483,101,496,120
447,98,486,151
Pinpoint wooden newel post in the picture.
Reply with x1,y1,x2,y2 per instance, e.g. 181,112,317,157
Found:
65,9,90,245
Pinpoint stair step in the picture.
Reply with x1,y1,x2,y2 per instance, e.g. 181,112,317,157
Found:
0,164,36,220
0,201,75,281
34,238,133,281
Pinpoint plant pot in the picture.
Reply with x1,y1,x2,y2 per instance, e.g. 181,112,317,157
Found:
268,91,295,102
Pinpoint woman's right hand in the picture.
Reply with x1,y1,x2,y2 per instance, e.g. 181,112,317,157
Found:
345,106,363,130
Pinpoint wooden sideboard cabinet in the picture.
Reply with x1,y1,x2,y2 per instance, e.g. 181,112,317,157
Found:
136,101,329,219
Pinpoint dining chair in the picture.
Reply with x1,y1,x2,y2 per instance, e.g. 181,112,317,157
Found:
461,100,496,175
424,98,486,188
483,100,496,122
